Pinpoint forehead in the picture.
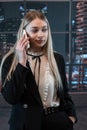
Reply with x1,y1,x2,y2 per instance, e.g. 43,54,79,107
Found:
27,18,48,28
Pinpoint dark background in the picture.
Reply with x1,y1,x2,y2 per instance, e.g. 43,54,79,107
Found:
0,1,87,130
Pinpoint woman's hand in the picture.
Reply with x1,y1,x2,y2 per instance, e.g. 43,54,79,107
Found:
69,116,76,124
16,34,29,67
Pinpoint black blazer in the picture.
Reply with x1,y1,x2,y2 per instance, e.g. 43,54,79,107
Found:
1,52,77,130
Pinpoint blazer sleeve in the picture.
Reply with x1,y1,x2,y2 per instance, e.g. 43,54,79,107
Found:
1,54,30,104
54,52,77,122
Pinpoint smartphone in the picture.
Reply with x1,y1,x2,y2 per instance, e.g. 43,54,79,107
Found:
23,29,30,49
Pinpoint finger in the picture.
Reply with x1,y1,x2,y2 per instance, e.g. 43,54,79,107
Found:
17,33,27,48
18,34,25,45
22,40,30,49
17,36,29,49
21,37,29,48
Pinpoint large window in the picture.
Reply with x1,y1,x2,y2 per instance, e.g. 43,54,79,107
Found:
0,0,87,92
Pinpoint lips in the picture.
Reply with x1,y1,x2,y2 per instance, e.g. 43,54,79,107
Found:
36,40,45,44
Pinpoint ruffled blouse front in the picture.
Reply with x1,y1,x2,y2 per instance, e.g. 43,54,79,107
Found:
28,55,60,108
39,62,60,108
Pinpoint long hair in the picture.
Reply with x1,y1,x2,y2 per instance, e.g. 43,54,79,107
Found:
0,10,63,89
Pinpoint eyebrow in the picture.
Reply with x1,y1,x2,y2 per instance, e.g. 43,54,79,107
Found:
23,24,48,30
30,26,48,29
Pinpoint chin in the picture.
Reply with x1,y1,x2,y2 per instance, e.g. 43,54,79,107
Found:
38,43,46,47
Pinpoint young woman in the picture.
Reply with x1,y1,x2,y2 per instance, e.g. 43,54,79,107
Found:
0,10,77,130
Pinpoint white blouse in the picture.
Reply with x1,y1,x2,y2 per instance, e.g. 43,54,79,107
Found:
28,55,60,108
39,62,60,108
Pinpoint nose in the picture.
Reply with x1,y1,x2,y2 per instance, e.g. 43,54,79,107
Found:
37,30,44,37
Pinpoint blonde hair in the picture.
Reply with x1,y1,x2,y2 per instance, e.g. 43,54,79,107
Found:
0,10,63,89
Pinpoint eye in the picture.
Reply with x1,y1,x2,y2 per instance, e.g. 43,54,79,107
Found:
30,27,48,33
31,29,38,33
42,28,48,32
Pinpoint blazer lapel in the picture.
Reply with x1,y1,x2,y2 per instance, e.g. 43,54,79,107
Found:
54,52,62,76
27,65,43,106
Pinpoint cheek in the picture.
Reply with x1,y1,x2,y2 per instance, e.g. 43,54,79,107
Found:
45,33,48,40
29,34,36,41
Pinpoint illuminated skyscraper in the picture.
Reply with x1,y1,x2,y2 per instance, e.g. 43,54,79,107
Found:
75,1,87,90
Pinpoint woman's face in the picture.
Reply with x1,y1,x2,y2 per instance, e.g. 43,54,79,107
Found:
26,18,48,51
